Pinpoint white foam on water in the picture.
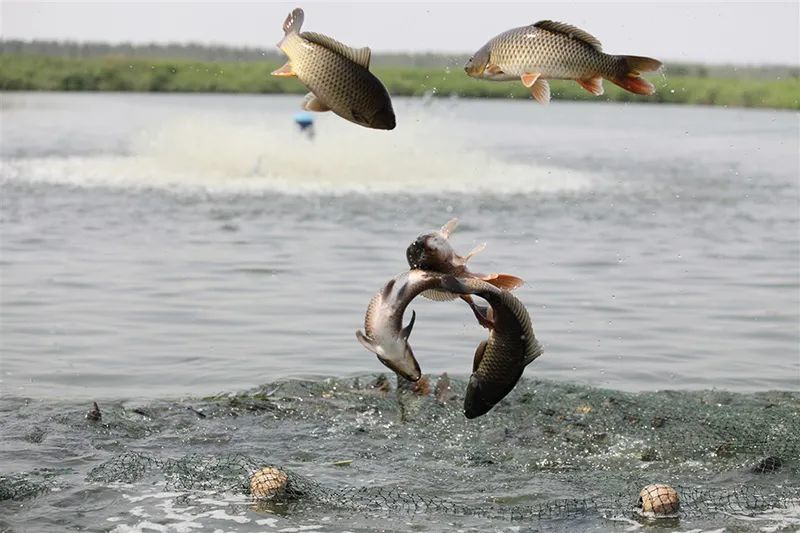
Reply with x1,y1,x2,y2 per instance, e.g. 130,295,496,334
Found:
1,112,595,196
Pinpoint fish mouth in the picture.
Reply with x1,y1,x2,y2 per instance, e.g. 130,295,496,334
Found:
406,238,426,269
379,357,421,382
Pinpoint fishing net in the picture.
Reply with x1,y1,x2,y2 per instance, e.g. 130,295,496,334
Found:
77,450,799,521
1,378,798,527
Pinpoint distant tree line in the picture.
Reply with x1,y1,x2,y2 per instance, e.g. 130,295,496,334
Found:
2,39,798,78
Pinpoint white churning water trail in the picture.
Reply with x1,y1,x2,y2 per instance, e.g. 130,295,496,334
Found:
1,111,594,195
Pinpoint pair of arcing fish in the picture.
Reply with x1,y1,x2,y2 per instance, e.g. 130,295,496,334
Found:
271,9,662,131
356,219,543,418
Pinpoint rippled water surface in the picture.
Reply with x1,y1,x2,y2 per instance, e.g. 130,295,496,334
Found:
0,92,798,531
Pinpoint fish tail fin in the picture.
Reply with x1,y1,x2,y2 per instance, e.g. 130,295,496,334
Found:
282,8,304,35
609,55,662,96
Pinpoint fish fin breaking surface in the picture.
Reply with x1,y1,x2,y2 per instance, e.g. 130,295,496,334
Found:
300,31,371,69
610,55,662,95
529,78,551,104
521,72,541,88
271,62,296,77
577,76,604,96
533,20,603,51
302,92,331,112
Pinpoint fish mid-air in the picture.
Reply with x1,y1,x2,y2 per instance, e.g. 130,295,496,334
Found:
356,270,449,382
272,8,396,130
464,20,662,104
406,218,524,327
440,276,543,419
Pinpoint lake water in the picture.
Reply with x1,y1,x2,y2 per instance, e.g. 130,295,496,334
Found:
0,92,798,532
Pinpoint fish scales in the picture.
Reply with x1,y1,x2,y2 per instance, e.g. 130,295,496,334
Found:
282,33,391,124
488,25,618,80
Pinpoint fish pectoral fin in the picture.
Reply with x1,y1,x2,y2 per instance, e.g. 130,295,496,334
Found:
400,310,416,341
351,109,370,126
439,217,459,238
463,295,494,330
529,78,551,104
355,330,378,354
302,92,331,112
464,242,486,263
577,76,604,96
472,340,488,373
271,61,296,77
520,72,541,88
480,273,525,291
485,63,504,76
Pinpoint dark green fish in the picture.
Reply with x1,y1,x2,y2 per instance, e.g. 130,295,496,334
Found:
441,276,543,418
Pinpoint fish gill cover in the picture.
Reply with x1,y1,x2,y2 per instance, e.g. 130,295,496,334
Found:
1,378,798,530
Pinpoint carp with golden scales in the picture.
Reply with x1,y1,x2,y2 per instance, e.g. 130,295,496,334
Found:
465,20,662,104
272,8,395,130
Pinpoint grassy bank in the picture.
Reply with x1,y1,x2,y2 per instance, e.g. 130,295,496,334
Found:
1,54,798,109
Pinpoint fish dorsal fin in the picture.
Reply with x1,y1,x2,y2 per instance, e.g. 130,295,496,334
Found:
533,20,602,51
300,31,371,68
440,217,459,237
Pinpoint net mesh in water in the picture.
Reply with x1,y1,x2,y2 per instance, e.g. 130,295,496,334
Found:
1,378,798,527
77,451,800,522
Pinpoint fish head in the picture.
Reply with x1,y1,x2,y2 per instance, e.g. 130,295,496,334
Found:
464,43,493,78
406,233,455,271
356,326,422,382
369,101,397,130
463,374,495,419
353,100,396,130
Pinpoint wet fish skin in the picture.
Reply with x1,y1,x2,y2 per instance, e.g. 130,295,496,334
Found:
465,20,662,104
356,270,445,381
406,218,524,327
273,8,395,130
441,276,543,419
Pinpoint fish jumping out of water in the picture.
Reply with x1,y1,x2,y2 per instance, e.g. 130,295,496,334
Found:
272,8,396,130
464,20,662,104
356,270,448,381
440,276,543,419
406,218,524,327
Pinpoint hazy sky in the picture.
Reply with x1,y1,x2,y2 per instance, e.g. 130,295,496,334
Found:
2,1,798,65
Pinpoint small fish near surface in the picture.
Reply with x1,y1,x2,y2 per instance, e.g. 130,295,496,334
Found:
465,20,662,104
273,8,396,130
406,218,524,328
356,270,448,381
440,276,543,419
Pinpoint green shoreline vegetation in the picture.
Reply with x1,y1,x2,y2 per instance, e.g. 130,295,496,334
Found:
1,52,798,110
